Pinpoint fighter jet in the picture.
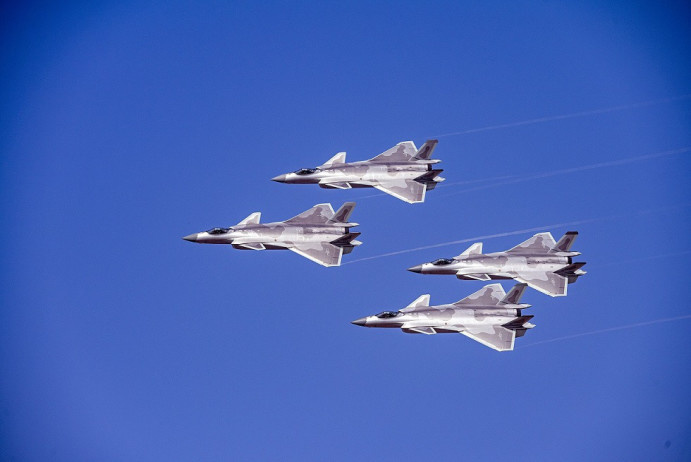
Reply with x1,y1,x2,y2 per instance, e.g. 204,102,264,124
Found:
271,140,444,203
352,283,534,351
408,232,586,297
182,202,361,267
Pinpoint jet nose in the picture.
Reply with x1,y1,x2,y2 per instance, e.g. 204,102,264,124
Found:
182,233,199,242
408,264,424,273
272,174,288,183
351,317,367,327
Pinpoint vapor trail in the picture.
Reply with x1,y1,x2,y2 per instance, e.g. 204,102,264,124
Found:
436,147,690,199
343,203,691,265
434,94,691,138
343,220,595,265
597,250,691,268
519,314,691,349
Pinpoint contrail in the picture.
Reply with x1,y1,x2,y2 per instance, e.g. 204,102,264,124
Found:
434,175,516,189
343,220,596,264
519,314,691,349
434,94,691,138
343,203,691,265
596,250,691,268
436,147,690,199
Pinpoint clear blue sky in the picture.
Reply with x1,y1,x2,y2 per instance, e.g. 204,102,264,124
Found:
2,1,690,460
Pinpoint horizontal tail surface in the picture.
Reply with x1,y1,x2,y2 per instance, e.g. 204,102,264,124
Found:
415,169,444,183
330,232,361,247
502,315,534,330
556,262,587,276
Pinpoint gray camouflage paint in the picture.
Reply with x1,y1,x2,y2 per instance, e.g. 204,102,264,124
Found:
408,232,587,297
182,202,361,267
352,283,534,351
272,140,444,203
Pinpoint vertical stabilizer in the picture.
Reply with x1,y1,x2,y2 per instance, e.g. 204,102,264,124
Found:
500,283,528,305
329,202,356,223
414,139,439,160
550,231,579,253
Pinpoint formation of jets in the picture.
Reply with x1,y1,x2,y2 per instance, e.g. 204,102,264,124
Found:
183,140,587,351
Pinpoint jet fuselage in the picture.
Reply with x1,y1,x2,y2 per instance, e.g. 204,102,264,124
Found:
410,253,574,278
273,160,439,186
354,304,525,331
184,222,352,248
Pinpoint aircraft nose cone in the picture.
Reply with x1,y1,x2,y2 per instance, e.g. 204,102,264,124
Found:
272,174,288,183
408,264,423,273
351,317,367,326
182,233,198,242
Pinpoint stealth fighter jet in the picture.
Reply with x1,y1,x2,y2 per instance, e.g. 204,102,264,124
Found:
408,232,586,297
352,283,534,351
182,202,361,267
271,140,444,203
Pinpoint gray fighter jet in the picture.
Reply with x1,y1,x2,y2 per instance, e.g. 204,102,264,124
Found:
408,232,586,297
182,202,361,267
352,283,534,351
271,140,444,203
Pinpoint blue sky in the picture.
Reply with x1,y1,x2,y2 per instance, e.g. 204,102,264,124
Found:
2,1,690,460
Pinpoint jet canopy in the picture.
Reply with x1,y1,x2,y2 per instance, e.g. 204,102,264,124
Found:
206,227,230,235
294,168,319,175
432,258,455,266
376,311,401,319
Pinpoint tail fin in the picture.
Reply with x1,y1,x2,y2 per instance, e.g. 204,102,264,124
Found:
329,202,356,223
500,283,527,305
550,231,578,253
556,262,587,284
414,139,438,160
321,152,346,167
237,212,261,225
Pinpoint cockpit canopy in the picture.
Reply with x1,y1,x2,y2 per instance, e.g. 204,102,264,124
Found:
432,258,454,266
294,168,318,175
376,311,401,319
206,227,230,235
